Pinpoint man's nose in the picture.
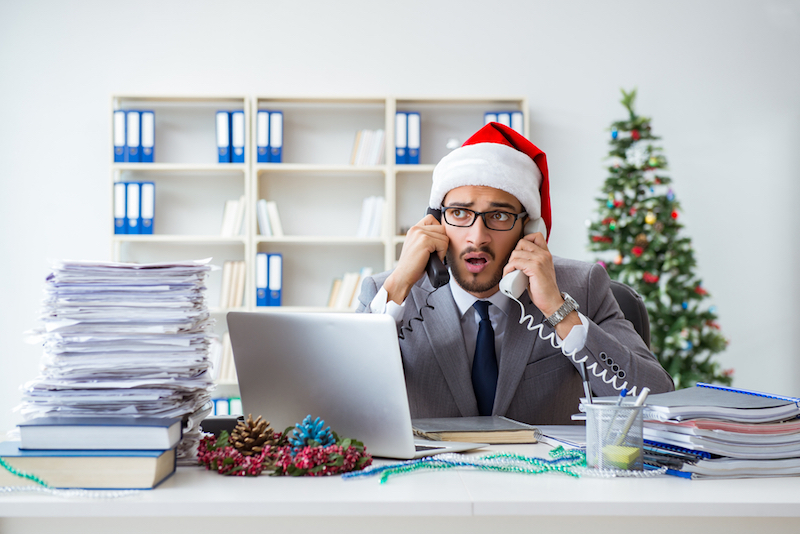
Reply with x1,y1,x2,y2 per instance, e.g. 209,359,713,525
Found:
465,215,492,246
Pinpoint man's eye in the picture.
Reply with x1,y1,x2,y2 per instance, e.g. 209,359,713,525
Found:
450,209,469,219
489,211,511,222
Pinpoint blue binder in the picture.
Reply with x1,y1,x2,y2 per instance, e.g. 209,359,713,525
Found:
113,182,127,234
256,110,270,163
395,111,407,164
140,111,155,163
267,253,282,306
113,110,126,163
407,112,420,164
126,182,141,234
125,110,141,162
484,112,498,125
256,252,268,306
496,111,511,127
216,111,231,163
231,110,245,163
268,111,283,163
139,182,155,234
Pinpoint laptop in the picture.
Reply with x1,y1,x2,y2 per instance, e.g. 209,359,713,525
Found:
226,311,485,459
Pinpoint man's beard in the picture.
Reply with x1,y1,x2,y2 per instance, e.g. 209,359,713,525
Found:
446,245,512,295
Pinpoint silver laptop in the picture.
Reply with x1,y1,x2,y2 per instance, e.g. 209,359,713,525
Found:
226,311,484,459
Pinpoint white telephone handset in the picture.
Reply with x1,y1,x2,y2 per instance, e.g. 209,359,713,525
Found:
499,218,548,299
497,217,635,395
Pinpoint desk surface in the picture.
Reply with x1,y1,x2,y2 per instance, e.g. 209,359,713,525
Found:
2,444,800,534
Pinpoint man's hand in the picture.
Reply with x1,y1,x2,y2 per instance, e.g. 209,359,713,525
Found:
503,232,580,337
383,214,448,304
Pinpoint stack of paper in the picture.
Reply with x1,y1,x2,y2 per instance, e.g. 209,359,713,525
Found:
642,384,800,478
20,259,215,461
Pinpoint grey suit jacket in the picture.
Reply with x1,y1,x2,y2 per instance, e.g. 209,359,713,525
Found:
355,256,674,425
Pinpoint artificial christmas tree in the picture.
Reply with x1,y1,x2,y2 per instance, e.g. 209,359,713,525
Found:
587,89,731,388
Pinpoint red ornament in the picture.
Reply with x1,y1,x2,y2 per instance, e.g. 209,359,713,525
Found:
671,210,679,219
643,271,660,284
631,246,644,257
654,177,661,184
602,217,615,225
694,285,708,296
629,207,637,215
613,200,624,208
631,130,640,141
592,235,612,243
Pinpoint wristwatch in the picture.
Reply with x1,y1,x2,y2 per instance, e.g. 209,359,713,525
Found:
545,292,579,327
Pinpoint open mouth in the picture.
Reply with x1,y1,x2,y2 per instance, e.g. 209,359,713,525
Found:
463,252,491,274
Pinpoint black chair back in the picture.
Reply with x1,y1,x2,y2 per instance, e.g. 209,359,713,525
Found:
609,280,651,349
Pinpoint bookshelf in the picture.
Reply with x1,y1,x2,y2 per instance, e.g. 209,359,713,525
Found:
111,95,529,316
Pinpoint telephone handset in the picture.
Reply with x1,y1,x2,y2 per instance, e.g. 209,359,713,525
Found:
425,208,450,288
499,217,548,299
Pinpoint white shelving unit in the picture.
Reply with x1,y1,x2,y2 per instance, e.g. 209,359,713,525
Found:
111,95,529,316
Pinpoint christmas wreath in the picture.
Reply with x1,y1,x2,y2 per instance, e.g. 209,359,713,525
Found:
198,414,372,477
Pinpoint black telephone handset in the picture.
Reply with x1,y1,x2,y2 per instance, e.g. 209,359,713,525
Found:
425,208,450,288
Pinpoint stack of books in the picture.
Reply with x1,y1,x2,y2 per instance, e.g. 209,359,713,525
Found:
1,417,180,489
19,259,214,461
256,199,284,237
356,196,384,238
350,129,385,166
327,267,373,310
218,260,246,309
219,195,247,237
642,384,800,478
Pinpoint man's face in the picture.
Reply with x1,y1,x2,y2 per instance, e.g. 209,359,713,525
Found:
442,185,526,299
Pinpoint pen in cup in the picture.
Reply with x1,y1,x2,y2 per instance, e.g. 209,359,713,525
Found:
614,386,650,446
578,360,593,404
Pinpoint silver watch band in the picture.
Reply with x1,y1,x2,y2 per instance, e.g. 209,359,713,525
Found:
545,292,579,327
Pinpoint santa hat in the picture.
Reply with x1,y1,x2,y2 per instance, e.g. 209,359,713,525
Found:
429,122,551,239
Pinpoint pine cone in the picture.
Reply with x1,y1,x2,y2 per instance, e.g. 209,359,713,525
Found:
635,233,649,248
229,414,276,457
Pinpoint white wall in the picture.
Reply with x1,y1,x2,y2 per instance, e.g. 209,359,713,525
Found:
1,0,799,432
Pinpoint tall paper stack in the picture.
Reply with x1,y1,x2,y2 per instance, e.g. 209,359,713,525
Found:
20,259,215,461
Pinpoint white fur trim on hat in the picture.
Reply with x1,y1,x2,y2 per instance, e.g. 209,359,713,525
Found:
429,143,543,218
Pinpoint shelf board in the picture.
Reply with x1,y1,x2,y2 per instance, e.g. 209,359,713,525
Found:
252,306,353,313
112,163,247,173
255,236,384,245
395,164,436,173
113,235,247,244
255,163,386,174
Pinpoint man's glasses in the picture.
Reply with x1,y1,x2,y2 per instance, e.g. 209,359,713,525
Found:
441,207,527,231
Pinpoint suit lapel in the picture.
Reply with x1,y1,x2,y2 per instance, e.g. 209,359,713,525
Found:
414,283,479,416
493,294,543,415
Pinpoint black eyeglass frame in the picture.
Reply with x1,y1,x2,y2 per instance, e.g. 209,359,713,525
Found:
441,206,528,231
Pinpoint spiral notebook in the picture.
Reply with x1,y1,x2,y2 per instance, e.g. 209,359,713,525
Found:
642,384,800,423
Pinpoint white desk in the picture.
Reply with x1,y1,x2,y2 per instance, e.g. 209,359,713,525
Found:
2,444,800,534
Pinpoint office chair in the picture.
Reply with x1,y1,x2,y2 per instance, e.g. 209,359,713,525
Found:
609,280,651,350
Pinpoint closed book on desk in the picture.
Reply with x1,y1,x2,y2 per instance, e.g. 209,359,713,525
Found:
18,416,182,450
412,416,538,444
643,384,800,423
0,441,176,489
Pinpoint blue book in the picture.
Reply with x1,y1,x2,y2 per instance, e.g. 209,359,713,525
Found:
0,441,176,489
395,111,407,164
216,110,231,163
269,111,283,163
256,110,270,163
140,110,155,162
407,112,420,164
126,182,141,234
256,252,268,306
113,110,126,162
17,416,182,450
125,110,141,162
139,181,155,234
267,253,282,306
114,182,127,234
231,110,245,163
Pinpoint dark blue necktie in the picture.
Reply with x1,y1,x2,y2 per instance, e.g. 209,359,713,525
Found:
472,300,498,416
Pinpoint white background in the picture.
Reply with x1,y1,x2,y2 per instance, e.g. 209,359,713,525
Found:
1,0,799,433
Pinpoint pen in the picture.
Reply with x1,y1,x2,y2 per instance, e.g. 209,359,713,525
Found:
616,388,629,405
578,360,593,404
614,387,650,446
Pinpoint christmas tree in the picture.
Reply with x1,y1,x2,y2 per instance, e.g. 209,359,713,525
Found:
587,88,731,388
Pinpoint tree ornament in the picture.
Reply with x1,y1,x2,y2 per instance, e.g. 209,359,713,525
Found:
631,129,640,141
667,189,675,201
625,142,649,168
648,156,658,167
614,254,623,265
694,285,708,295
634,233,648,248
671,210,679,219
654,221,664,232
642,271,659,284
645,212,656,225
229,414,277,457
611,129,618,140
631,246,644,257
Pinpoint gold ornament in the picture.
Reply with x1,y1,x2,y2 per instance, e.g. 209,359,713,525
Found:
229,414,276,457
635,233,649,248
614,254,623,265
645,212,656,225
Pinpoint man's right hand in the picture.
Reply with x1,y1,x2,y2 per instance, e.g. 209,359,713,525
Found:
383,214,448,304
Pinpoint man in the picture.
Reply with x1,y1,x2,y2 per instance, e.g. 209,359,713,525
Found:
356,122,674,425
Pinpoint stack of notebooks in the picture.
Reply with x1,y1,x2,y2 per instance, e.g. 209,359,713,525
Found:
19,259,215,461
0,417,180,489
642,383,800,479
327,267,373,310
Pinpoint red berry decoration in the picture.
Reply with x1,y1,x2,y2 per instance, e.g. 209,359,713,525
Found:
631,130,640,140
631,246,644,257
